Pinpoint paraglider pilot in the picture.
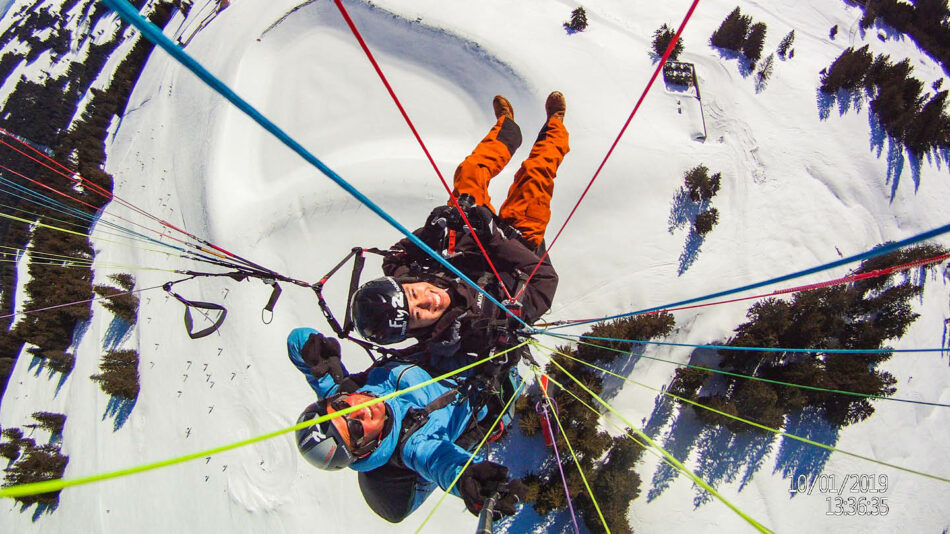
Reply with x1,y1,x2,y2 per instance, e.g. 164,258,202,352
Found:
349,92,569,368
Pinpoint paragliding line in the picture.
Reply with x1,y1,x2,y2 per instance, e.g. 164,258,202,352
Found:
534,354,773,533
516,0,703,301
0,341,527,499
98,0,528,328
549,333,950,408
414,379,525,533
542,223,950,331
536,341,950,485
541,250,950,329
332,0,514,301
536,371,582,534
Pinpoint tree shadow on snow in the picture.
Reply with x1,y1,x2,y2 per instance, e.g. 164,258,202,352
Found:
668,187,708,275
773,407,839,497
646,398,704,502
102,396,136,431
643,350,842,507
102,317,134,350
819,90,941,200
690,427,773,507
27,355,69,395
20,501,58,522
711,46,754,78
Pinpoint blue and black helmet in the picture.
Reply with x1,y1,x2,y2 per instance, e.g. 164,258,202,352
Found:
350,276,410,345
295,402,354,471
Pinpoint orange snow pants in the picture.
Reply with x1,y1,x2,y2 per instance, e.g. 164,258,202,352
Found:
451,115,570,248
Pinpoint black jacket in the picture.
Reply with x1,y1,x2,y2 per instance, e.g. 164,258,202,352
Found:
382,205,558,362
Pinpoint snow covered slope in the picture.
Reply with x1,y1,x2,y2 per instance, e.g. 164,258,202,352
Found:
1,0,948,532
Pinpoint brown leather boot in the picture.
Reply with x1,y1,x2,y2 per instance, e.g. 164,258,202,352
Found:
493,95,514,121
545,91,566,121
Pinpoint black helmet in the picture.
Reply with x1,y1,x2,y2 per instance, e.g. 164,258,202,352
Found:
350,277,410,345
295,402,354,471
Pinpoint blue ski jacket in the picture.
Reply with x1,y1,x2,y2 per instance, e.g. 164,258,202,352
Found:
287,327,487,508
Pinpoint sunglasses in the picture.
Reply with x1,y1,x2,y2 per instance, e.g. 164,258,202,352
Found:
328,394,386,455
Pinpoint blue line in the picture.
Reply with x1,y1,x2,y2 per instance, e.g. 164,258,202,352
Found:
543,331,949,354
0,175,202,257
543,226,950,331
100,0,527,328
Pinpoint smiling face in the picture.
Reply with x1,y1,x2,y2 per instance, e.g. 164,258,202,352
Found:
402,281,451,329
327,393,388,451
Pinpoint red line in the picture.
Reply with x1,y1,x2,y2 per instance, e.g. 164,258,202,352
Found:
0,128,242,262
0,127,75,175
332,0,514,301
0,162,207,252
515,0,703,301
546,252,950,326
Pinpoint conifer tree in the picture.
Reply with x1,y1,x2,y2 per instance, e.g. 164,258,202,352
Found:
757,54,775,85
820,45,874,93
564,7,588,32
743,22,768,66
777,30,795,59
652,23,684,60
710,7,751,52
694,208,719,236
30,412,66,434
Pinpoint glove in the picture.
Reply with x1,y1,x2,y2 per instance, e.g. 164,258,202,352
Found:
300,333,343,384
459,461,526,517
463,204,497,242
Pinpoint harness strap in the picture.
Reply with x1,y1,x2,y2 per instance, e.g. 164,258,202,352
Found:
163,282,228,339
389,386,461,469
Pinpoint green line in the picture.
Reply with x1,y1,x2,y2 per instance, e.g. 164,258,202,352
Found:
0,342,527,499
551,333,950,408
544,371,683,470
415,380,525,533
0,210,91,237
533,342,774,533
533,366,611,534
542,342,950,485
0,258,177,274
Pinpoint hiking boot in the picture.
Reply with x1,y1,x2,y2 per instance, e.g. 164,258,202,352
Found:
545,91,566,121
493,95,514,121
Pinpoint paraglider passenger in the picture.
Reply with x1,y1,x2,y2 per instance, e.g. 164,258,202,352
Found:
287,328,526,523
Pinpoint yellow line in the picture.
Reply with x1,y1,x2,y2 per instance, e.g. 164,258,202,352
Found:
532,341,773,533
414,380,525,533
0,342,528,499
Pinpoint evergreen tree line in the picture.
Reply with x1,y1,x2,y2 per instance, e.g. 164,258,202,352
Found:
0,2,178,397
670,244,944,433
820,45,950,156
0,415,69,507
710,7,768,68
855,0,950,74
516,313,675,534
